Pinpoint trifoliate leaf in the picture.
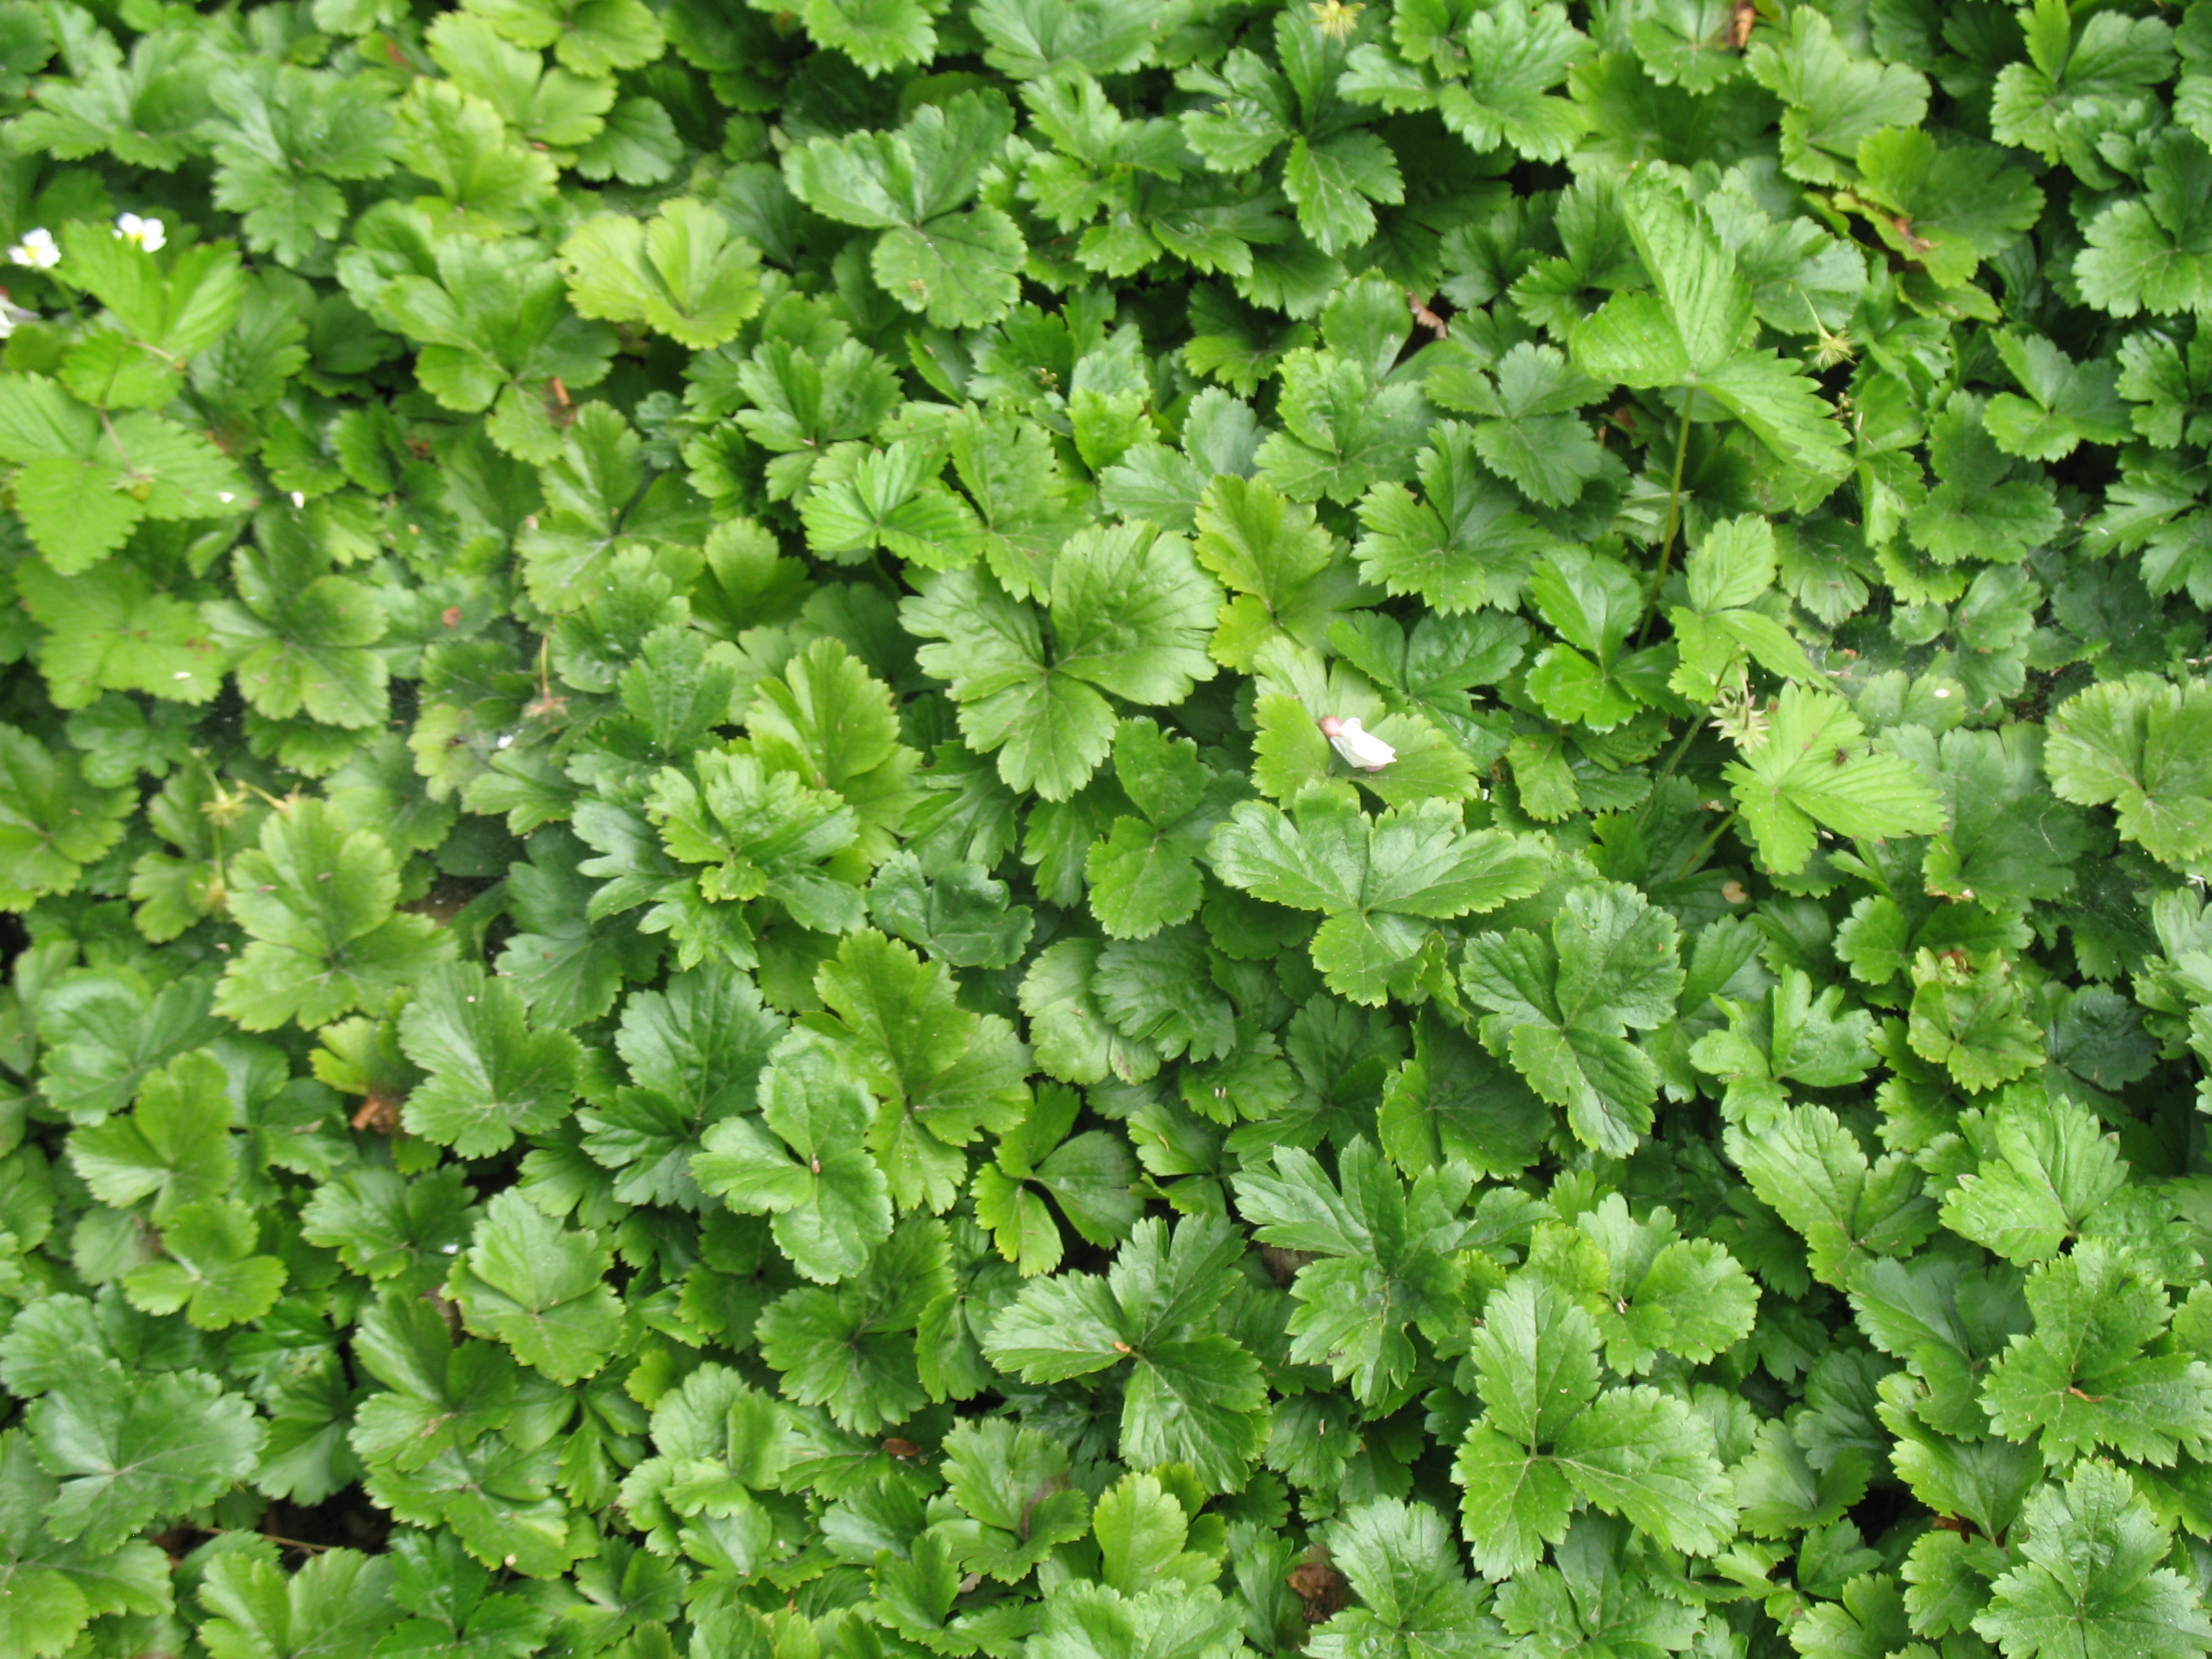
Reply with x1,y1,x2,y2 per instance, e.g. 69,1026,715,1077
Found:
1723,685,1944,875
1452,1277,1733,1578
28,1363,264,1552
0,1430,171,1659
448,1190,622,1385
1460,884,1682,1156
1980,1241,2212,1466
398,963,581,1159
1211,783,1545,1005
1084,719,1246,940
560,198,766,349
215,799,454,1031
985,1213,1270,1489
1573,171,1850,494
2077,130,2212,319
1842,125,2044,289
1354,423,1552,614
937,1418,1092,1583
0,374,248,573
1747,7,1929,186
462,0,665,76
1233,1138,1476,1403
1975,1460,2212,1659
122,1197,286,1329
784,91,1025,328
1308,1497,1501,1659
904,526,1221,801
2046,675,2212,868
692,1042,891,1282
799,929,1030,1212
1727,1105,1939,1288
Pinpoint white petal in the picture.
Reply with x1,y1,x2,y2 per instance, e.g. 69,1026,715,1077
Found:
1327,717,1397,771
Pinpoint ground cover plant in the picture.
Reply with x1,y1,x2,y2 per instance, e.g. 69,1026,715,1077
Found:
6,0,2212,1652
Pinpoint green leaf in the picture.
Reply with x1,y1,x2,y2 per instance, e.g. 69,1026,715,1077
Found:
0,1430,171,1659
392,80,559,229
449,1190,623,1385
16,554,226,710
1526,1192,1761,1375
754,1214,945,1431
1573,173,1850,493
1430,341,1605,509
1256,347,1433,505
1354,423,1552,614
398,963,581,1159
0,374,249,573
785,0,943,76
203,511,391,729
1461,884,1683,1156
0,722,125,907
1085,718,1244,940
197,1547,396,1659
784,91,1025,328
1975,1460,2212,1659
1194,472,1375,671
904,525,1221,801
2046,676,2212,868
1233,1138,1475,1403
1980,1241,2212,1466
692,1041,892,1282
1724,685,1945,875
560,198,765,349
1309,1498,1500,1659
938,1417,1092,1582
1727,1105,1939,1289
1747,7,1929,185
1845,125,2044,289
800,439,982,569
871,850,1035,967
1668,515,1820,701
370,229,614,462
122,1197,286,1329
1990,0,2175,166
985,1214,1271,1489
2077,130,2212,319
28,1363,264,1552
462,0,665,76
800,929,1030,1212
215,799,454,1030
1984,332,2134,462
1452,1277,1732,1578
1211,784,1546,1005
65,1051,234,1221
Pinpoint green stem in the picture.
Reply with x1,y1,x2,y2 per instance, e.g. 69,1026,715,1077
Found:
180,1524,330,1554
1654,716,1699,791
1673,808,1737,883
1637,387,1697,646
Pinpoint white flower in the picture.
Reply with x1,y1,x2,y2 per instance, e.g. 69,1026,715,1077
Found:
6,228,58,269
114,213,165,252
1319,714,1396,772
289,490,306,508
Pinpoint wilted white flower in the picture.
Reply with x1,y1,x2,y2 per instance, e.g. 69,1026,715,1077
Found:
1319,714,1396,771
6,228,58,269
114,213,165,252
